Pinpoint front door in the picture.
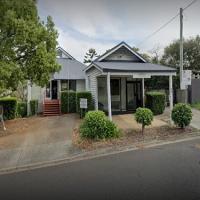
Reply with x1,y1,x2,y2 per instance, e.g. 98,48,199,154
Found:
126,81,142,111
51,80,58,99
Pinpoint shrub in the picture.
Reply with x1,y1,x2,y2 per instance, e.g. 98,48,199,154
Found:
135,107,154,134
17,102,27,117
172,103,192,128
146,92,166,115
0,97,17,120
77,91,94,117
80,111,120,139
30,100,38,115
61,91,76,113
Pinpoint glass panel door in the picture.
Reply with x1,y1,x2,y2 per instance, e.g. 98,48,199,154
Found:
111,79,121,111
126,82,136,110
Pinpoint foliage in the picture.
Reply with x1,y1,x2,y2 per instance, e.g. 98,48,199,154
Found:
161,35,200,71
0,0,60,94
0,97,17,120
83,48,99,64
132,46,151,62
77,91,94,117
135,107,153,134
172,103,192,128
61,91,76,113
80,111,120,139
146,92,166,115
30,99,38,115
17,102,27,117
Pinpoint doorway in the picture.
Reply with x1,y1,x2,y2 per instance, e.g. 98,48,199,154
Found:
126,81,142,111
51,80,58,99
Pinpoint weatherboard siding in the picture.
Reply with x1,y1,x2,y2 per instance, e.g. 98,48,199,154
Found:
86,67,102,110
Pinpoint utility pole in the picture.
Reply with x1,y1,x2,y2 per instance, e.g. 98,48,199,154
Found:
180,7,183,90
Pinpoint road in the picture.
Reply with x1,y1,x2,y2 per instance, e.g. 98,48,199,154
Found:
0,138,200,200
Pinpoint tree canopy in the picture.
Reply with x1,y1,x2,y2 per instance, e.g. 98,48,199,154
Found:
161,35,200,71
0,0,60,95
84,48,99,64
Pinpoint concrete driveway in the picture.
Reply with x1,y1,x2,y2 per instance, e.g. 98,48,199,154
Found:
0,114,81,169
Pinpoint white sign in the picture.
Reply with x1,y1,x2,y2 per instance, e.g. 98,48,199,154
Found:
80,98,87,109
133,73,151,79
181,70,192,89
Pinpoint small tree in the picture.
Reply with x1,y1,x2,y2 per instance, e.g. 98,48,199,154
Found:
171,103,192,129
83,48,99,64
135,108,153,134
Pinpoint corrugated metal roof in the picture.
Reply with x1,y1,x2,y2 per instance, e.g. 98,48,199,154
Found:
53,58,86,80
93,62,177,73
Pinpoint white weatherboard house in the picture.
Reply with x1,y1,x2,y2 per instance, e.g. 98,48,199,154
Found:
30,47,86,115
85,42,176,120
30,42,176,118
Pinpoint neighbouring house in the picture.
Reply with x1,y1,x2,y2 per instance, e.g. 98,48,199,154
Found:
84,41,176,120
29,47,86,115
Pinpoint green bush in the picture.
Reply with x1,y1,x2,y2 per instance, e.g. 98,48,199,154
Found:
17,102,27,117
30,100,38,115
172,103,192,128
135,107,154,134
80,111,120,139
146,92,166,115
61,91,76,113
77,91,94,117
0,97,17,120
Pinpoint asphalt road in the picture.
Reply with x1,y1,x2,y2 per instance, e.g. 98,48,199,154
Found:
1,139,200,200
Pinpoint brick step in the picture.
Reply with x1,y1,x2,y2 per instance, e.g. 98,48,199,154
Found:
43,100,60,116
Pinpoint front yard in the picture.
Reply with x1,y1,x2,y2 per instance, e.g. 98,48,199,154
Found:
72,113,197,150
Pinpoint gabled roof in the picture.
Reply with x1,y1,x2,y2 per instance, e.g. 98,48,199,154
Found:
53,58,86,80
94,41,147,63
56,47,75,60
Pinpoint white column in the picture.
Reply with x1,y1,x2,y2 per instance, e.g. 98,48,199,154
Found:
58,80,61,99
107,72,112,121
169,75,173,124
142,78,145,107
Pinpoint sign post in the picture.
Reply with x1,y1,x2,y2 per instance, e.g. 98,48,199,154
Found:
80,98,88,118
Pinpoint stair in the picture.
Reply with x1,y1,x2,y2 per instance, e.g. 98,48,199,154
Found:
43,99,61,116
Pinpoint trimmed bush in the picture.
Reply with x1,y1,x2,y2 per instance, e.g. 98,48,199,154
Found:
135,107,153,134
61,91,76,113
172,103,192,128
146,92,166,115
0,97,17,120
77,91,94,117
17,102,27,117
30,100,38,115
80,111,120,139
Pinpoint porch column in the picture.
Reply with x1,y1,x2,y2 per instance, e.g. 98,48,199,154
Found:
142,78,145,107
107,72,112,121
169,75,173,123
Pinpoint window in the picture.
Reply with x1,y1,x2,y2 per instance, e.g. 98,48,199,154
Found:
61,80,76,91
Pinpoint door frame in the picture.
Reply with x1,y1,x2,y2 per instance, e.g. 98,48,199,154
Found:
51,80,58,99
126,80,142,111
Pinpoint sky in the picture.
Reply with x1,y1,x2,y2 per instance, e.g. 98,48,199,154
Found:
37,0,200,61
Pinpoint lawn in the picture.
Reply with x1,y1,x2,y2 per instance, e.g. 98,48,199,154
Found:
191,102,200,110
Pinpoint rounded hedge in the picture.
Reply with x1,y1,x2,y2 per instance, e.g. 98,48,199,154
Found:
30,100,38,115
146,92,166,115
135,107,153,134
80,111,119,139
171,103,192,128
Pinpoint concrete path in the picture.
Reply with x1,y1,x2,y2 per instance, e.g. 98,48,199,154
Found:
0,114,82,169
191,109,200,130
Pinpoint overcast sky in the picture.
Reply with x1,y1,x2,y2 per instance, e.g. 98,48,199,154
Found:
37,0,200,61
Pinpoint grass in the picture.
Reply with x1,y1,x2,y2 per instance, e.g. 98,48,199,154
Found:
191,102,200,110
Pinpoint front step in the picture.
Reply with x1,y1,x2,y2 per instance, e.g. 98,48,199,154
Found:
43,100,61,116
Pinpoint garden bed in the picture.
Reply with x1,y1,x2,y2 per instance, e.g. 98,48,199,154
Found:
72,125,197,150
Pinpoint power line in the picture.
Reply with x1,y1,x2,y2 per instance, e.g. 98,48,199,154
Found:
137,0,199,47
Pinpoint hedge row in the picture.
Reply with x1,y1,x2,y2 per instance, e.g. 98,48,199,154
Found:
0,98,17,120
61,91,94,115
146,92,166,115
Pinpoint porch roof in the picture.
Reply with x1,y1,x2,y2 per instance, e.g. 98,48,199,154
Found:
92,62,177,73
